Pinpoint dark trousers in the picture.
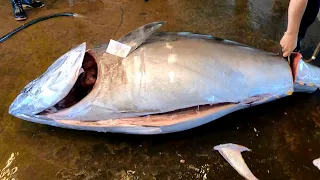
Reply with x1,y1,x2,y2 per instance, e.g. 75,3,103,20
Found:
298,0,320,39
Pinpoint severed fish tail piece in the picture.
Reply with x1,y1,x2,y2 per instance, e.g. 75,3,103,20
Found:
214,143,259,180
313,158,320,170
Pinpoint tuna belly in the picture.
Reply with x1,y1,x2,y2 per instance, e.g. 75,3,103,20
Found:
20,93,283,134
54,94,279,134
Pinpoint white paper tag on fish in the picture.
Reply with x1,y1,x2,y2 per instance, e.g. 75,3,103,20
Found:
106,39,131,58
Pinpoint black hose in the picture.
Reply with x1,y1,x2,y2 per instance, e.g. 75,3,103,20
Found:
304,43,320,62
0,12,79,43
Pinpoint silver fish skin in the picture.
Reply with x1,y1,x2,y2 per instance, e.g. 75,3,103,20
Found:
8,22,320,134
9,43,86,116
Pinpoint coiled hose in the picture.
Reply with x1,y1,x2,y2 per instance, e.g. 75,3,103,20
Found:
0,12,79,43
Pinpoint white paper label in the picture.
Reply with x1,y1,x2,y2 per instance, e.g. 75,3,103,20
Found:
106,39,131,58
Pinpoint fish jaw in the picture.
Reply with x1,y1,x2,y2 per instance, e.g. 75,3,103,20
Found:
9,42,86,116
12,112,164,134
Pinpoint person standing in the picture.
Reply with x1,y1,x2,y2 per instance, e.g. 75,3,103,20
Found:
280,0,320,57
11,0,45,21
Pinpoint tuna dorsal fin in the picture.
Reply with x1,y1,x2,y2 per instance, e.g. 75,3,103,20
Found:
117,21,165,53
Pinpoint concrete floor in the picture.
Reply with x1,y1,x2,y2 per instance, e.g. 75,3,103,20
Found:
1,0,320,179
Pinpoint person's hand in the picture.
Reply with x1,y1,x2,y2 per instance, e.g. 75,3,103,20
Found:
280,32,298,57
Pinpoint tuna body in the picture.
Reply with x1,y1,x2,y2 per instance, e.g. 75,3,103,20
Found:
8,23,320,134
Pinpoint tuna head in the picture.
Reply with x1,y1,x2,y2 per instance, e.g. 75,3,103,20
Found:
9,42,86,117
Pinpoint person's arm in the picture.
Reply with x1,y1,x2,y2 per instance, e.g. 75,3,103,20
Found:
280,0,308,57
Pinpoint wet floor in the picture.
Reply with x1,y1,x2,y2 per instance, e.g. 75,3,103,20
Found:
1,0,320,179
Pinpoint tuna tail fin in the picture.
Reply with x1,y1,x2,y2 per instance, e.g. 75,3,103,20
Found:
291,46,320,93
117,21,165,54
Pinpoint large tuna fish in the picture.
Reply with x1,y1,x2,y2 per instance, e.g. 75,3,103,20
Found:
8,22,320,134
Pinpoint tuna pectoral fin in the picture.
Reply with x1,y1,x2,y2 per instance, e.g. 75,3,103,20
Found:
117,21,165,54
214,143,259,180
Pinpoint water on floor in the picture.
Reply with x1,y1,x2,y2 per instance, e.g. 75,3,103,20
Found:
0,0,320,179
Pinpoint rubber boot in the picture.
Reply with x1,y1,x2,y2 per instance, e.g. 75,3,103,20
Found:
11,0,27,21
21,0,45,8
